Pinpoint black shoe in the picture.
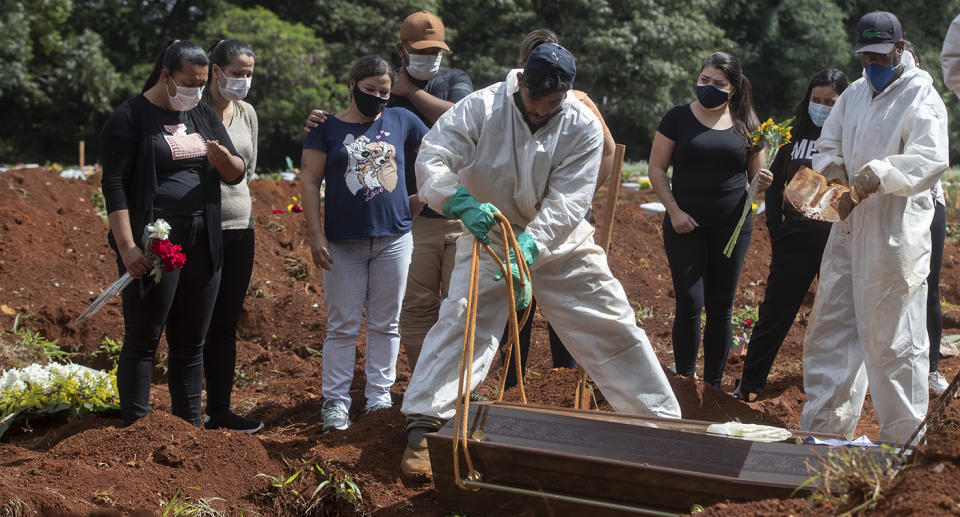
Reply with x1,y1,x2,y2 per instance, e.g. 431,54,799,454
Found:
204,411,264,434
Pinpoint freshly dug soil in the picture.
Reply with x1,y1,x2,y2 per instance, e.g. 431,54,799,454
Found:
1,167,959,515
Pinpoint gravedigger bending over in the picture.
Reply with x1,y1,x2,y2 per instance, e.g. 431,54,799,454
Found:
399,43,681,476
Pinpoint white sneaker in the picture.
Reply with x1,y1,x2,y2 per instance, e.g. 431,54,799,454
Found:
321,401,350,432
929,371,950,396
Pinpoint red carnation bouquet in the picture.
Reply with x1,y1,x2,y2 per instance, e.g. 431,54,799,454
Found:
74,218,186,324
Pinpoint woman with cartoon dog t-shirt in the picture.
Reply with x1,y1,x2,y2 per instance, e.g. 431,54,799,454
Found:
301,56,428,433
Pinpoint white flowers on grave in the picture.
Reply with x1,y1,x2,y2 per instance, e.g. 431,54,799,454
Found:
0,363,119,437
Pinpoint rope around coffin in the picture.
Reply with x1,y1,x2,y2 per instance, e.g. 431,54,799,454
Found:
452,212,532,489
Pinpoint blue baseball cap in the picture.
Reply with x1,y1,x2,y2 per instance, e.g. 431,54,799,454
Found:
523,43,576,85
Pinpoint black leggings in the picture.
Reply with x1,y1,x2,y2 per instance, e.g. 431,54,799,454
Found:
739,219,831,395
663,214,752,388
117,216,220,426
499,296,577,390
204,228,255,415
929,202,946,373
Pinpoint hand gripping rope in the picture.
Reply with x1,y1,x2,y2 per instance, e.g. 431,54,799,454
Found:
452,212,532,490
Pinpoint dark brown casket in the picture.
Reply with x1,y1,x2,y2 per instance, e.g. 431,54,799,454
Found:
427,402,892,516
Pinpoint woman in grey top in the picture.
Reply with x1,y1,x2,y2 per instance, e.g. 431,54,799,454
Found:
202,38,262,433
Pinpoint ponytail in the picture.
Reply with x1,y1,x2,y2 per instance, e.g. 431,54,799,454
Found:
141,40,209,93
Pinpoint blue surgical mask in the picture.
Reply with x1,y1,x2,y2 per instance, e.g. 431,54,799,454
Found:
807,102,832,128
864,63,897,93
696,83,729,109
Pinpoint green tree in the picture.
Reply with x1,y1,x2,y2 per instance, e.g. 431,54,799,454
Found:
440,0,732,159
0,0,120,162
231,0,440,78
199,4,349,170
713,0,849,120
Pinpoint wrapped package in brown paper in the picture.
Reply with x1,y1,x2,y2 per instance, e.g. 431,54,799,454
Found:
783,166,857,222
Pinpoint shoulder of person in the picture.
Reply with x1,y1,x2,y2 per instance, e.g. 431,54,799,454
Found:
105,95,147,134
438,67,471,80
235,99,257,119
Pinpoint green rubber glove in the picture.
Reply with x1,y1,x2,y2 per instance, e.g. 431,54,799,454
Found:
442,187,500,244
493,232,539,311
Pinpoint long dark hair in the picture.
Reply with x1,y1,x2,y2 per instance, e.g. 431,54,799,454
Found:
141,40,209,93
792,68,848,132
701,52,758,147
206,38,256,83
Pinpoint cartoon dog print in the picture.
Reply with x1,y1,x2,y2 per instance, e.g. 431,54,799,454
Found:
341,133,398,200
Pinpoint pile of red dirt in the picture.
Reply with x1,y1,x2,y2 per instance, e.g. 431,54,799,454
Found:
0,166,959,515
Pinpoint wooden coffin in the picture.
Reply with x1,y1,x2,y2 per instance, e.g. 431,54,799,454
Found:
426,402,891,516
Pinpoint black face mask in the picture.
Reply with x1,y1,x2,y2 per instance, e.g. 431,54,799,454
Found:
353,84,389,118
696,83,730,109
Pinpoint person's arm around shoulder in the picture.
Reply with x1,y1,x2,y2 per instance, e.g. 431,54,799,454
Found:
100,100,154,279
392,67,460,124
301,129,331,271
415,92,484,212
942,14,960,97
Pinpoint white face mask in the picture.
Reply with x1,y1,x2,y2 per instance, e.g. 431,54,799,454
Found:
167,77,204,111
216,65,252,101
406,52,442,81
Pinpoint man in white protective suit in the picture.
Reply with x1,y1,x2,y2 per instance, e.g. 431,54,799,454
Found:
800,10,949,445
398,43,681,476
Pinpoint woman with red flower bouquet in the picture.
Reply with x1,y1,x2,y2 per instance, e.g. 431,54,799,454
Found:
100,40,244,427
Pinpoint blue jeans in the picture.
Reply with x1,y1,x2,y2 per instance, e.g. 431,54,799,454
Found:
322,233,413,409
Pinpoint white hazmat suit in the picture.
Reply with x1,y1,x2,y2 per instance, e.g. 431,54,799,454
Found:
941,14,960,97
401,70,681,421
801,58,949,443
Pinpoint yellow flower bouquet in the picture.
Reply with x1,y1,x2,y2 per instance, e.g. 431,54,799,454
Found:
723,117,794,258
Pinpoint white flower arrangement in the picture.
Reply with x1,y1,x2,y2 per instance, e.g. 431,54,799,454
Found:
0,363,119,437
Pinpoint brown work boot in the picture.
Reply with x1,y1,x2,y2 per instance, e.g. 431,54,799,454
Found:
400,427,432,478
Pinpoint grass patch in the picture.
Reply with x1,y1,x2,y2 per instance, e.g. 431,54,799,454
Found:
800,445,897,516
92,336,122,367
256,459,365,516
0,314,72,368
161,492,224,516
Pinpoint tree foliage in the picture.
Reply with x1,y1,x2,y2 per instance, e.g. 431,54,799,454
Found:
199,4,348,168
2,0,960,165
441,0,733,157
0,0,120,161
714,0,849,120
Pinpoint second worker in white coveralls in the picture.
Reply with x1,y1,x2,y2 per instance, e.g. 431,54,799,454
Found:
800,11,949,444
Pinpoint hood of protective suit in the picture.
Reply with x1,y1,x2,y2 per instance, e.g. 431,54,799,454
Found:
415,68,604,256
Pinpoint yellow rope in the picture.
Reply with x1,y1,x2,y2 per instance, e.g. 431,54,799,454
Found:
452,213,531,490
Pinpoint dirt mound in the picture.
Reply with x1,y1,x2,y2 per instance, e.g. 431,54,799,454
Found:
1,167,959,515
0,412,276,515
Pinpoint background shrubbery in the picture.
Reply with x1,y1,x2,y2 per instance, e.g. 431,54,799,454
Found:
2,0,960,169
